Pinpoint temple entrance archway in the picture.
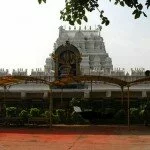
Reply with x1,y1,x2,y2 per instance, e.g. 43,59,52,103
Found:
53,41,82,79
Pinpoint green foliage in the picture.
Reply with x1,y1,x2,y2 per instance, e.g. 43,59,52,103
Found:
70,98,81,107
41,110,51,118
139,102,150,120
29,108,40,117
0,104,6,117
44,110,50,118
71,112,89,124
139,109,150,126
38,0,148,26
145,101,150,110
52,114,60,124
139,109,145,120
56,109,66,123
60,0,107,25
6,107,17,117
114,109,126,121
104,108,116,115
146,0,150,8
130,108,140,123
130,108,139,118
52,109,68,124
38,0,46,4
19,110,28,120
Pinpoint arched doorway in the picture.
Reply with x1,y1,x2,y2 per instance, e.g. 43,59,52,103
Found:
53,41,82,79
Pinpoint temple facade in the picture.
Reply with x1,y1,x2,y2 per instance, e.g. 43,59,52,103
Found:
0,26,146,78
44,26,113,77
0,26,149,104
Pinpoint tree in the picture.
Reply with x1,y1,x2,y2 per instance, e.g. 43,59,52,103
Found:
38,0,149,26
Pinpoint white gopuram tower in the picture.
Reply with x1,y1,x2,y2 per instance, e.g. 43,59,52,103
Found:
44,25,113,76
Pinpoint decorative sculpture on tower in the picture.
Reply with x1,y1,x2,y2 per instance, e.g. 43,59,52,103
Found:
52,41,82,79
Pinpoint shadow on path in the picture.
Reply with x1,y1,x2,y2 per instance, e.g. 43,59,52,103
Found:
0,125,150,135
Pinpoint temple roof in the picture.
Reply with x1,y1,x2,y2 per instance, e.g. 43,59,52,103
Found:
58,26,101,40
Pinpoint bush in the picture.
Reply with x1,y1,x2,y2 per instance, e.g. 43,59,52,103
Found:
144,101,150,110
29,108,40,117
6,107,17,117
114,109,126,123
41,110,54,118
44,110,50,118
19,110,28,121
139,109,150,126
139,109,150,120
130,108,139,117
103,108,116,119
40,110,60,124
52,114,60,124
71,112,89,124
139,109,145,120
0,104,6,117
70,98,81,107
56,109,66,123
130,108,140,123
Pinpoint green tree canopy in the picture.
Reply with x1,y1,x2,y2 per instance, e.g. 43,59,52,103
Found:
38,0,149,26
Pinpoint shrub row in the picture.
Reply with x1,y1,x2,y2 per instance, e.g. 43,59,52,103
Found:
1,107,89,125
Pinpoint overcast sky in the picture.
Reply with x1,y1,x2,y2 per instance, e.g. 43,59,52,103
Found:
0,0,149,74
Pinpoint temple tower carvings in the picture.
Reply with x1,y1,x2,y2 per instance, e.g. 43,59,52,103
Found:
44,25,113,77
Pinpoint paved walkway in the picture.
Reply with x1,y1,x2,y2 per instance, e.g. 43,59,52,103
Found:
0,125,150,150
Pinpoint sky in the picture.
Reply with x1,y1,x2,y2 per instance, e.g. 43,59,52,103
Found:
0,0,149,74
